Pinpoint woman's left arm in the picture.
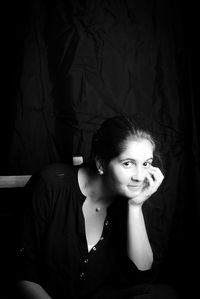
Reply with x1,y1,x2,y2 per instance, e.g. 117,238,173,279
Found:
127,167,164,271
127,204,153,270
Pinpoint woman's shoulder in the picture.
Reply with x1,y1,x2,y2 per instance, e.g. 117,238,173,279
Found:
27,163,79,189
40,163,74,176
39,163,78,185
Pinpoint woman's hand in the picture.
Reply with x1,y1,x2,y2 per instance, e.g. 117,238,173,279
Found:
128,166,164,206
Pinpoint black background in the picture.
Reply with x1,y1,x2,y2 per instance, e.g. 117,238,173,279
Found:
1,1,199,298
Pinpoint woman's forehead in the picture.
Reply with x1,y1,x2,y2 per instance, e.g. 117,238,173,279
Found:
120,138,154,159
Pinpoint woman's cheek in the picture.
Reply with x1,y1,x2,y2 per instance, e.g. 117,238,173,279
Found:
142,177,149,190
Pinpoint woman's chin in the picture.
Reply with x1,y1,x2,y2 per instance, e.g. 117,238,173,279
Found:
126,188,142,198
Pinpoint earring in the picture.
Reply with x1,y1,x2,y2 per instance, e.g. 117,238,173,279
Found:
98,168,104,175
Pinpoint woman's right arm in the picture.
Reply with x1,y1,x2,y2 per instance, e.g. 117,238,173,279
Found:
16,173,54,299
17,280,53,299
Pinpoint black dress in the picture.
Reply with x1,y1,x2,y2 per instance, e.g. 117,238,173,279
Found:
16,163,177,299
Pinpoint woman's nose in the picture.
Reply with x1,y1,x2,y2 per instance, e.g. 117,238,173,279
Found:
131,166,145,182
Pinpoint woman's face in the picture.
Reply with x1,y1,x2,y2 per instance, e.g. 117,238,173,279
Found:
105,138,154,199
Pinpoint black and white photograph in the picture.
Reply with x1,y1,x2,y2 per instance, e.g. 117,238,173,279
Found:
1,1,199,298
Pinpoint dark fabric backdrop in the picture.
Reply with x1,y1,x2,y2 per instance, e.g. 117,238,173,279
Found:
1,1,199,298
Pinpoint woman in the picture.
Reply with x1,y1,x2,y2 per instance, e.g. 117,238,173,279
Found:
16,115,177,299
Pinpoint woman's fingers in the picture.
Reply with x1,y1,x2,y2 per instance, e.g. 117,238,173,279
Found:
146,166,164,192
148,167,164,182
130,167,164,204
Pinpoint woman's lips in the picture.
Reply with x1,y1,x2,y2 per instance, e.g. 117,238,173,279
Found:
128,184,142,189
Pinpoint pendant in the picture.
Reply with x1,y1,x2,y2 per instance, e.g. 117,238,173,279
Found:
95,207,101,212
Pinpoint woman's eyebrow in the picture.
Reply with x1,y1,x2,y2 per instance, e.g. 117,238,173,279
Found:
118,156,153,163
145,157,153,161
119,157,153,162
121,157,153,163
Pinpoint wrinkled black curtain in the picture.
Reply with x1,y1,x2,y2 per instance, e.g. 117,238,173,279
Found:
1,0,199,298
6,0,188,172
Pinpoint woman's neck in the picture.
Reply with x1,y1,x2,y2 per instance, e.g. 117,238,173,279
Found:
78,166,114,205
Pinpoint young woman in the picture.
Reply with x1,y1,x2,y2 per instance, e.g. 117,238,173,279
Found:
16,115,178,299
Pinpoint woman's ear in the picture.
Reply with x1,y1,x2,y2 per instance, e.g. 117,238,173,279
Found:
95,158,104,175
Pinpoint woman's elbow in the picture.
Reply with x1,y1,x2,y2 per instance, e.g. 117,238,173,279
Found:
136,259,153,271
133,252,153,271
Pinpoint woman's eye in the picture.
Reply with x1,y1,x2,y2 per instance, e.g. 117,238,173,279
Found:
143,162,151,168
122,161,133,168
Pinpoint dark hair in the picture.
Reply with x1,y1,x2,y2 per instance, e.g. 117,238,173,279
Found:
89,114,163,171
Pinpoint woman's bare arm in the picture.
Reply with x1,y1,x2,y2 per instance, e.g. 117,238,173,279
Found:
17,280,53,299
127,204,153,270
127,167,164,270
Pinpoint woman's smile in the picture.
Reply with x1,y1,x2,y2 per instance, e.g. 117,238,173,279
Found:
105,139,154,199
128,184,143,189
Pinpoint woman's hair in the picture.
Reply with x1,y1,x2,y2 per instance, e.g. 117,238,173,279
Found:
89,114,163,171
